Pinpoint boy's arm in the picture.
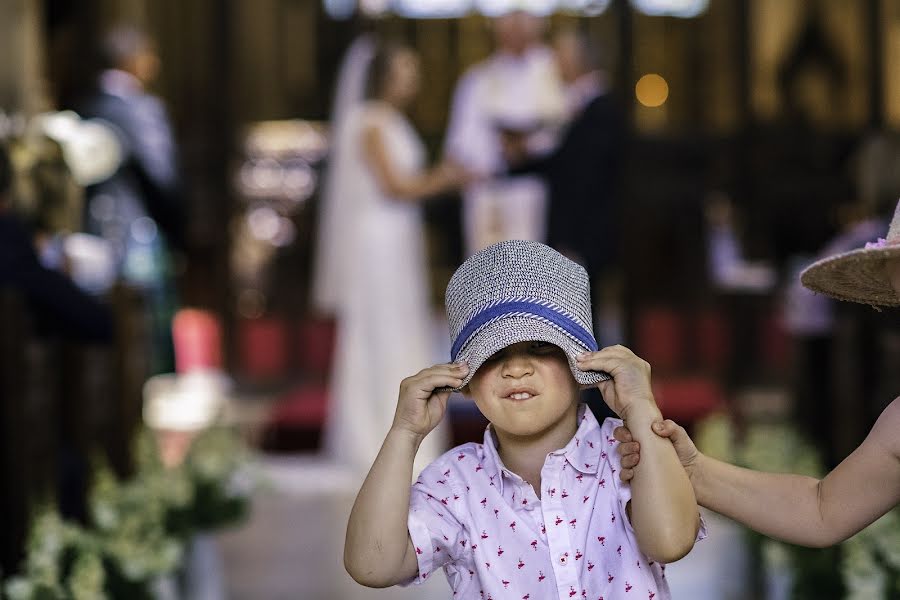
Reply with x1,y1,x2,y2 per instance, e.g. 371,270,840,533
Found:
629,399,900,547
577,346,699,563
344,363,467,587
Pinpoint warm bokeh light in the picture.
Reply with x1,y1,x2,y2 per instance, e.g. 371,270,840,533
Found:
635,73,670,107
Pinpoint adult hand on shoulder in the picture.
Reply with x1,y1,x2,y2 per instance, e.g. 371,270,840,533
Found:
392,362,468,441
614,419,701,483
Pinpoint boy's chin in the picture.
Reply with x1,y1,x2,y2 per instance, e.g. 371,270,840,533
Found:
496,421,551,438
494,411,570,438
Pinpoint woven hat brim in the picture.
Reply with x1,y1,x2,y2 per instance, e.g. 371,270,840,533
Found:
800,246,900,307
452,314,610,391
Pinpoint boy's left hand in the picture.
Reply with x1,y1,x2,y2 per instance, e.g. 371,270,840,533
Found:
576,345,658,422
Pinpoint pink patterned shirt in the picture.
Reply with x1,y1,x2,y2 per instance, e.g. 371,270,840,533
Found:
405,406,704,599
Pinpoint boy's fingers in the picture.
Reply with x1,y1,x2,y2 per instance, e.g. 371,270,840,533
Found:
414,373,465,392
575,348,645,373
617,441,640,457
577,345,633,362
619,467,634,482
612,426,632,443
620,453,640,469
414,363,468,380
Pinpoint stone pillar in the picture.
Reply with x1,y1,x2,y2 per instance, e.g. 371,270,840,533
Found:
0,0,46,115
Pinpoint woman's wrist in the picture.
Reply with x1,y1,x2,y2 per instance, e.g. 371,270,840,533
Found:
689,452,710,499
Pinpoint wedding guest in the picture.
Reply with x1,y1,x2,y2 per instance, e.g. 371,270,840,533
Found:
0,144,112,343
77,24,182,374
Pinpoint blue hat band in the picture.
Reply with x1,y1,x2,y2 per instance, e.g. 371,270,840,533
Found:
450,300,599,361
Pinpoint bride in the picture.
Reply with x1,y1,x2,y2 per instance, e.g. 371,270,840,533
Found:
313,38,468,476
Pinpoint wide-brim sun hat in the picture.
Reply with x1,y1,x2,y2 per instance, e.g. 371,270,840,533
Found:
446,239,610,390
801,200,900,307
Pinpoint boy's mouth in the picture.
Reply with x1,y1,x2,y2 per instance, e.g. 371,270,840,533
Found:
503,387,538,401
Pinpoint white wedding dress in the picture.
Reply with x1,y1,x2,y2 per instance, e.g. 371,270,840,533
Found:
322,100,449,476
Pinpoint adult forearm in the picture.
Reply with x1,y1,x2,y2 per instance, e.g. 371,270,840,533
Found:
692,455,835,547
627,409,699,562
344,427,421,586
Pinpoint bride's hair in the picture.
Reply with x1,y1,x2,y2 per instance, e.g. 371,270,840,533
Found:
365,41,412,100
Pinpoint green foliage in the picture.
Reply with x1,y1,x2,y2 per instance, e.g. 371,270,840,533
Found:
4,427,254,599
695,415,854,599
841,508,900,599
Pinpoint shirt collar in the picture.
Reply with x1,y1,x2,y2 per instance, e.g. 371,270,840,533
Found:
559,404,605,475
481,404,605,495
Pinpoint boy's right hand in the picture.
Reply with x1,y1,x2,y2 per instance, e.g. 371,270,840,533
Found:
614,419,701,483
392,362,469,440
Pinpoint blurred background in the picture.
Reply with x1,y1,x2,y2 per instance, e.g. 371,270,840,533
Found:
1,0,900,598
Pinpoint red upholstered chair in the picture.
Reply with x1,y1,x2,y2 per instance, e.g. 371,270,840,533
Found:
634,306,727,425
238,317,288,381
297,317,336,380
260,317,338,451
262,384,330,452
652,377,725,424
634,306,683,373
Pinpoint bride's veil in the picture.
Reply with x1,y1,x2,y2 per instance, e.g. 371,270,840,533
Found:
311,34,376,314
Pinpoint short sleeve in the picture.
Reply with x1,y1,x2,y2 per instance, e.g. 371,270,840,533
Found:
402,473,467,586
601,418,634,532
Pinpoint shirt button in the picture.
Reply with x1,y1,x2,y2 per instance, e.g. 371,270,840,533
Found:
559,554,568,565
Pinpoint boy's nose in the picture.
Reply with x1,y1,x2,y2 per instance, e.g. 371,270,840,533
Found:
501,353,534,378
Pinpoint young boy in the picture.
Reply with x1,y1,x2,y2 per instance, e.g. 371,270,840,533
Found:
344,240,702,598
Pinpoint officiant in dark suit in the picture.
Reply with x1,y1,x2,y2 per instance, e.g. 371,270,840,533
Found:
504,29,626,343
503,30,626,423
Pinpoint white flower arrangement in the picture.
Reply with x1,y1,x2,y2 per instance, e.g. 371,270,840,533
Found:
696,413,900,598
842,508,900,599
693,414,840,598
3,426,255,599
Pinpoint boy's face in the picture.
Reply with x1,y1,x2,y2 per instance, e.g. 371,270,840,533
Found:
466,341,581,438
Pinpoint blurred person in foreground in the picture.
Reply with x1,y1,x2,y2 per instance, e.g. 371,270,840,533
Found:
316,40,471,476
0,143,112,522
0,143,112,343
614,199,900,548
76,24,182,375
445,9,566,255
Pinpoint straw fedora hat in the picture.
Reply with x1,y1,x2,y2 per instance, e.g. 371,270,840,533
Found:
446,239,610,390
800,200,900,307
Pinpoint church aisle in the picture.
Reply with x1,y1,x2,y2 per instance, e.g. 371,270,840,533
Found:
216,455,449,600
